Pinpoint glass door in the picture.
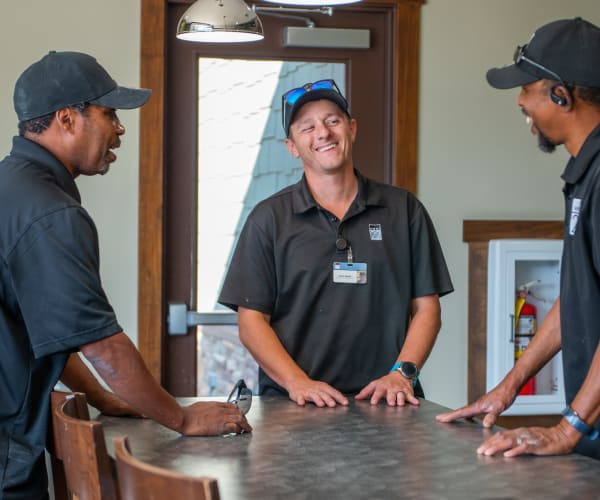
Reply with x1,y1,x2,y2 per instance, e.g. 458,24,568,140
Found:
196,59,345,395
163,1,409,396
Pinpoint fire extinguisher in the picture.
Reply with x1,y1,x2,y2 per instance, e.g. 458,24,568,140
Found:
514,280,538,395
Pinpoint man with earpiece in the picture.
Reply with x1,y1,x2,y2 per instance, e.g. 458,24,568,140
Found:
437,17,600,461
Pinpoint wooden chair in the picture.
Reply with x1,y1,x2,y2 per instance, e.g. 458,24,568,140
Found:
49,390,119,500
113,435,220,500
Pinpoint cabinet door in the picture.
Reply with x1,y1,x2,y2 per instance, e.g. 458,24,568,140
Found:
487,239,564,415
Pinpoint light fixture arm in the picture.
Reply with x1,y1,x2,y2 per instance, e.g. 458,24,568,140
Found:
252,5,333,28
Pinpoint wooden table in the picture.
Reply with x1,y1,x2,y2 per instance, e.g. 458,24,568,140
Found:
98,397,600,499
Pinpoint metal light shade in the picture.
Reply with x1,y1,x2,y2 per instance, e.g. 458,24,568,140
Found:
262,0,360,5
176,0,264,43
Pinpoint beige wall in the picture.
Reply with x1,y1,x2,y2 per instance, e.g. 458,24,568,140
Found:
1,0,599,409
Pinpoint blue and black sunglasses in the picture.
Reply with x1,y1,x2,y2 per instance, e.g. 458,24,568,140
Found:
281,79,347,134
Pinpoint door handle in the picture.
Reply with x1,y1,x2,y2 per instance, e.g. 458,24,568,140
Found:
167,302,238,335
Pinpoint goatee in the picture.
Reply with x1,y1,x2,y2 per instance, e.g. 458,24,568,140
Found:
537,131,557,153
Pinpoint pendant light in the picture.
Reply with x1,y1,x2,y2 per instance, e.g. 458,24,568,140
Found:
262,0,360,5
176,0,264,43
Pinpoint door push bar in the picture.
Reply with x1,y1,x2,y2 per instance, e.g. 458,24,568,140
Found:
167,302,238,335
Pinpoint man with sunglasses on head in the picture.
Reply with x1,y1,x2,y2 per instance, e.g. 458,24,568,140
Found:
219,80,453,408
0,51,251,500
437,17,600,461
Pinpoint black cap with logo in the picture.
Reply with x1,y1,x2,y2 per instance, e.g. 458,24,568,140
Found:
486,17,600,89
13,51,151,122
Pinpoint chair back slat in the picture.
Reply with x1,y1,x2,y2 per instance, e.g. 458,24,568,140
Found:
114,435,220,500
50,390,119,500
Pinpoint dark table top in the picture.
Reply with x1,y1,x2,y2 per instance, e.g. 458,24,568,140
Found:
98,397,600,499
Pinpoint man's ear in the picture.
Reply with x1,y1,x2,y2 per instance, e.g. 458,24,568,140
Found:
284,137,300,158
54,107,77,132
550,84,572,109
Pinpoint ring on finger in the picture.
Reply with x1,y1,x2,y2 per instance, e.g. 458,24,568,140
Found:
516,437,523,446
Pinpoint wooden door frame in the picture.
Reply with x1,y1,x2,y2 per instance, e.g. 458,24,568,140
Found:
138,0,425,383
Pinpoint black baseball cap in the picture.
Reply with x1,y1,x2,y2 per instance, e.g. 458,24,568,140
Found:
13,51,151,122
486,17,600,89
282,79,350,136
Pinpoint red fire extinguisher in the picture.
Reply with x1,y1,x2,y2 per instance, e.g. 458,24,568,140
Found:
514,281,538,395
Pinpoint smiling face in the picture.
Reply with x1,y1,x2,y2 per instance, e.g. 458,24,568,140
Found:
284,99,356,176
518,80,563,153
70,104,125,177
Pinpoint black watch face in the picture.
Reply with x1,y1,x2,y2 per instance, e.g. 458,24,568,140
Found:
401,362,418,379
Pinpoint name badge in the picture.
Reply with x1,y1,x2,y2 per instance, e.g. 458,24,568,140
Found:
333,262,367,284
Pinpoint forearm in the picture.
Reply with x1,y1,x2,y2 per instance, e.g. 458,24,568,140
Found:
238,307,308,390
80,332,184,432
61,351,142,417
60,352,110,406
396,294,442,368
568,340,600,430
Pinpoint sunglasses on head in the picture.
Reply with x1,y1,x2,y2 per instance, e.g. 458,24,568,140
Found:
282,79,341,105
227,379,252,415
513,44,565,84
281,79,345,132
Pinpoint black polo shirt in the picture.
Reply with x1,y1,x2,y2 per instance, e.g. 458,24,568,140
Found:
0,136,122,499
219,169,453,396
560,123,600,459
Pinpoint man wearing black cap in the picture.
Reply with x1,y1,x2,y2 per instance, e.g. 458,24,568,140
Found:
437,17,600,460
0,51,251,499
219,80,453,408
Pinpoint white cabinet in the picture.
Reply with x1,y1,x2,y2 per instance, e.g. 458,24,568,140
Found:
487,239,564,415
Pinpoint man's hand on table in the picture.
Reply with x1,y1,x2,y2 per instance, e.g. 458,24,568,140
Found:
435,385,516,428
355,371,420,406
474,422,581,458
287,378,349,407
433,385,582,457
180,402,253,435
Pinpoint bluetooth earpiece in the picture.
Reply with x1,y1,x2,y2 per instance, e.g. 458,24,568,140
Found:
551,91,567,106
550,85,569,107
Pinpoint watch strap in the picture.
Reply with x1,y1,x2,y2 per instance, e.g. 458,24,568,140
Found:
561,407,599,440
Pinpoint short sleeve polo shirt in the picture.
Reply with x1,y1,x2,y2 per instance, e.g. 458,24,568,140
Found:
560,123,600,459
0,136,122,498
219,170,453,396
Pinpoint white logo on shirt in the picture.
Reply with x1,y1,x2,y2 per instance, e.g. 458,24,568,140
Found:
569,198,581,236
369,224,382,240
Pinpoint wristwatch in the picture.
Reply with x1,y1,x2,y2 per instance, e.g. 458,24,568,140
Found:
561,407,599,440
390,361,419,386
